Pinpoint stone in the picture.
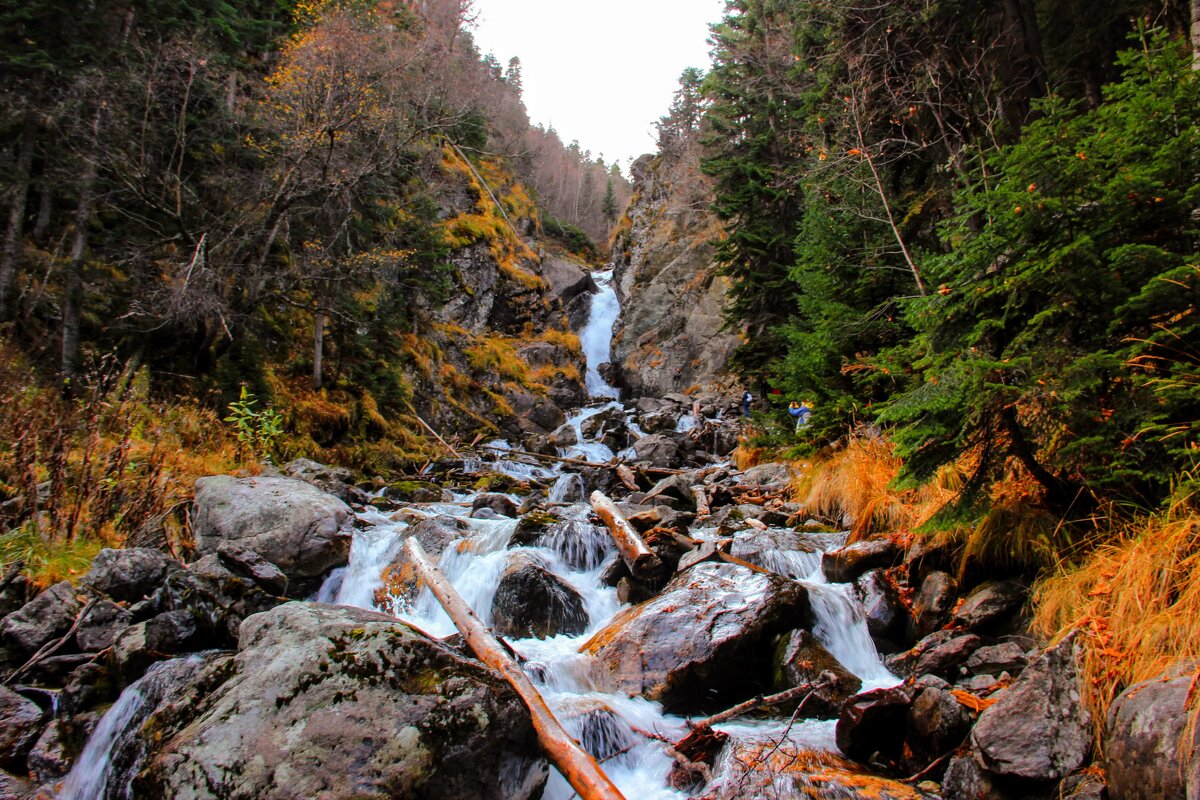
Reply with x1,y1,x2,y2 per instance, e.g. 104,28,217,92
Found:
0,768,31,800
0,686,44,770
964,643,1029,678
951,581,1028,632
25,721,69,783
283,457,356,501
835,683,918,766
632,434,681,469
135,603,547,800
637,409,678,434
704,742,935,799
854,569,907,647
540,518,610,572
192,475,352,580
373,516,471,608
583,562,812,714
908,684,974,758
642,473,697,510
941,753,1006,799
729,529,823,578
75,599,134,652
160,555,285,646
471,493,518,518
82,548,176,602
822,538,903,584
773,629,861,719
912,633,983,679
739,462,794,487
0,582,82,653
1104,665,1200,800
112,610,199,676
216,542,289,595
548,422,579,449
971,634,1091,781
911,570,957,639
60,662,119,718
491,553,588,639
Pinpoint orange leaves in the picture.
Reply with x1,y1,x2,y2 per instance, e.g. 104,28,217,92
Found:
950,689,999,712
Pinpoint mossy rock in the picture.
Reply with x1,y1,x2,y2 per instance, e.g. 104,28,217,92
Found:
473,472,525,494
383,481,442,503
510,511,562,547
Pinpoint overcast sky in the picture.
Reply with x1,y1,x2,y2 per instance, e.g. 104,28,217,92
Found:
469,0,725,174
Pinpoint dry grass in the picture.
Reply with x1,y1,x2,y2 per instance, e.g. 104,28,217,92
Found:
1033,511,1200,745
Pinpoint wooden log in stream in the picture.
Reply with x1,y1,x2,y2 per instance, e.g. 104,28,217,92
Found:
589,491,663,581
477,445,685,476
402,538,626,800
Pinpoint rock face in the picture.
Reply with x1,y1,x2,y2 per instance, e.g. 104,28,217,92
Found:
490,553,588,639
582,562,812,713
137,602,547,800
970,634,1091,781
192,475,352,582
1104,665,1200,800
610,154,739,396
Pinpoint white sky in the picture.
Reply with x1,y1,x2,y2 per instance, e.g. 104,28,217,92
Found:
469,0,725,174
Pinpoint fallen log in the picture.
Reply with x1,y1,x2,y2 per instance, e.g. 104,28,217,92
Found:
665,530,774,577
590,491,663,581
685,677,831,731
690,486,710,517
403,538,626,800
479,445,609,470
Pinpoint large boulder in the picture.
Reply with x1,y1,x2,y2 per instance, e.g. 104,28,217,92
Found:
970,634,1091,781
908,683,974,760
951,580,1028,633
773,629,861,718
136,603,547,800
632,434,680,469
82,548,176,602
910,570,957,639
853,569,906,648
157,553,286,648
192,476,352,582
75,599,134,652
0,685,44,770
836,683,918,766
283,458,357,502
739,462,794,487
490,553,588,639
582,562,812,713
822,538,903,584
1104,665,1200,800
0,581,82,653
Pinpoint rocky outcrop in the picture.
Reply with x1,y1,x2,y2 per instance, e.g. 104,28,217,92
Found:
610,154,739,396
192,475,352,583
582,561,812,713
137,602,547,800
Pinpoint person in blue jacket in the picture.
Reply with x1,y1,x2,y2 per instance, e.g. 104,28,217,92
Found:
788,399,812,431
741,390,753,417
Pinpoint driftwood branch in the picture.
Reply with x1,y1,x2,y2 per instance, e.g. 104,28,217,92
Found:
407,406,462,459
686,677,830,731
403,538,626,800
590,491,663,581
666,531,774,577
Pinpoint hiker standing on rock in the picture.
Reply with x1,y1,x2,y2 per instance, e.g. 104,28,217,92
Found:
741,390,753,417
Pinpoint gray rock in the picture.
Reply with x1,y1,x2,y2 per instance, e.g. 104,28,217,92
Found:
835,683,918,765
951,581,1028,632
583,562,812,714
913,633,983,679
739,462,794,487
822,539,903,584
283,457,357,501
25,720,69,783
75,599,134,652
908,684,973,758
643,473,697,510
853,569,906,646
971,634,1091,781
942,753,1006,799
491,553,588,639
192,475,352,580
1105,664,1200,800
0,581,81,653
0,767,31,800
159,554,285,646
548,422,579,449
135,603,547,800
730,529,822,578
911,570,957,639
773,629,861,719
0,685,44,769
112,610,199,676
82,548,176,602
472,493,518,518
964,642,1029,677
373,516,471,606
632,434,680,469
216,542,289,595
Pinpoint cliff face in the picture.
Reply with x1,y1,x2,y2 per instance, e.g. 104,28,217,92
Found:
610,155,740,398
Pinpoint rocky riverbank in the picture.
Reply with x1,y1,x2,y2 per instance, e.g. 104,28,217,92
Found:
0,394,1195,799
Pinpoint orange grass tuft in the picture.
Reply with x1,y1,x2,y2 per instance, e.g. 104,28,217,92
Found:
1033,512,1200,746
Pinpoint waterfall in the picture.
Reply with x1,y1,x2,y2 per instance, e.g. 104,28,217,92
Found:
580,269,621,399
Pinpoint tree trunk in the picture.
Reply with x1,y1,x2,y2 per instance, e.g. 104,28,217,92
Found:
312,307,324,390
0,114,36,320
1192,0,1200,70
402,538,627,800
62,105,103,391
1000,405,1082,512
589,491,664,581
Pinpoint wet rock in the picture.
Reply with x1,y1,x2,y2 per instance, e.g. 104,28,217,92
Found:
822,538,903,584
510,511,561,547
374,516,471,609
643,473,697,510
192,475,352,581
82,548,176,603
912,633,983,679
540,518,610,571
836,683,917,766
382,480,443,503
25,721,69,783
0,685,44,769
548,422,579,449
632,434,680,469
637,409,678,434
0,571,27,619
112,609,199,676
739,462,794,487
729,529,822,578
60,662,118,717
136,603,547,800
911,570,957,639
160,554,284,645
951,581,1028,633
583,562,812,713
704,743,935,799
964,643,1029,678
887,630,962,677
283,457,358,502
971,634,1090,781
854,569,906,648
942,753,1006,799
75,599,134,652
0,768,31,800
472,493,518,518
773,629,861,718
1104,664,1200,800
576,705,634,762
216,542,289,595
1,581,82,653
908,684,974,759
491,553,588,639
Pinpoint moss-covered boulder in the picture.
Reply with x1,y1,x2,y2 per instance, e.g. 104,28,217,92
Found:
135,602,547,799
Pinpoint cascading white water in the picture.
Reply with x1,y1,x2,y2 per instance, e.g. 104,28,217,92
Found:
57,685,147,800
580,269,621,399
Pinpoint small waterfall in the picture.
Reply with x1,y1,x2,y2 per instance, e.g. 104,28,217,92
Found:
548,473,587,504
580,269,621,399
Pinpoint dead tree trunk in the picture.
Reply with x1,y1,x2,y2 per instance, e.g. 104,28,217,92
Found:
62,104,103,390
589,491,663,581
402,538,626,800
0,113,35,320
